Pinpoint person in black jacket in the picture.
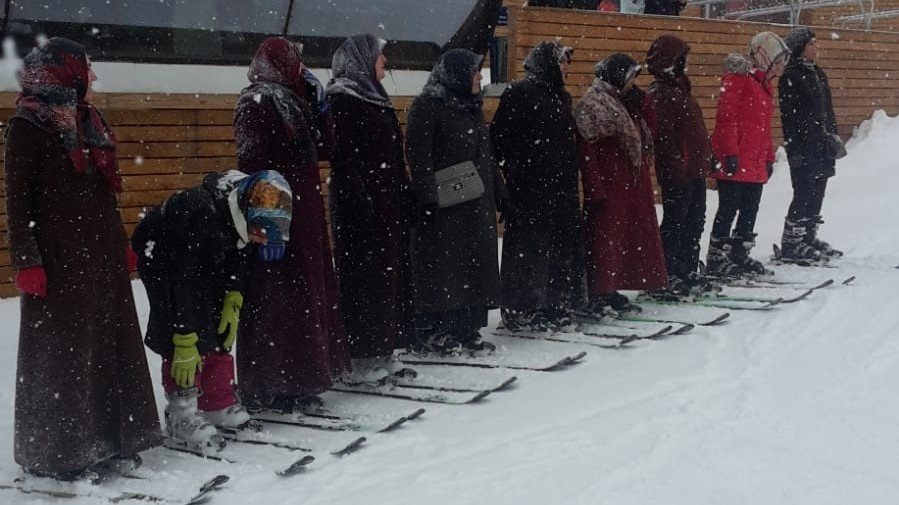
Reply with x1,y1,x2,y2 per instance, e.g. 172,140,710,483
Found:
779,26,842,263
490,41,584,330
132,170,292,453
405,49,507,354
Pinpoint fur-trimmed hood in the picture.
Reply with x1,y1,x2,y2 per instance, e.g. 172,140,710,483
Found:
723,53,753,74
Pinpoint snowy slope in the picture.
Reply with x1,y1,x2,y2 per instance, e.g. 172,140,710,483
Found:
2,112,899,504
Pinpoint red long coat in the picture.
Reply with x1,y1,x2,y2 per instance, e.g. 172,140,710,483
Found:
576,85,668,295
711,62,776,184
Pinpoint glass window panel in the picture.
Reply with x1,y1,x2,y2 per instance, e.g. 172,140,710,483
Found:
287,0,480,47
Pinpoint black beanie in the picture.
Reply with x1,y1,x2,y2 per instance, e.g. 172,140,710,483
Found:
784,26,816,60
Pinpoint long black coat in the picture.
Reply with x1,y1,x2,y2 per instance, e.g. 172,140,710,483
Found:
779,58,837,180
5,116,160,474
132,172,252,357
405,95,504,314
490,78,584,313
329,93,414,357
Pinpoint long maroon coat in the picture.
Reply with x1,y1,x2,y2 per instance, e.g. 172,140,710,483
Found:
234,40,349,402
575,83,668,295
5,117,161,474
328,93,414,358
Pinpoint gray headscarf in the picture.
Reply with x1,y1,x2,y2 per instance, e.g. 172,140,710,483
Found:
419,48,484,114
326,34,392,109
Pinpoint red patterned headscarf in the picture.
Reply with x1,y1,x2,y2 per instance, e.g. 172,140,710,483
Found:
247,37,306,99
15,37,121,192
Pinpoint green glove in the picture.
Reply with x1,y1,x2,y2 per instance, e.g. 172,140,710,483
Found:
171,332,202,388
217,291,243,351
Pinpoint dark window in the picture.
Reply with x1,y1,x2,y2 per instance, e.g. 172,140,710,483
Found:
4,0,495,69
6,0,290,64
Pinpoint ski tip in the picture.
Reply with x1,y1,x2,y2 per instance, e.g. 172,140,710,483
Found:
407,408,427,421
841,275,856,285
331,436,367,457
469,389,493,403
495,376,519,391
276,455,316,477
378,417,410,433
619,334,640,346
673,323,695,335
706,313,730,325
817,278,835,289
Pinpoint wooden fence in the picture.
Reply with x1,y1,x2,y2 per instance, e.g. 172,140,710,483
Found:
1,7,898,296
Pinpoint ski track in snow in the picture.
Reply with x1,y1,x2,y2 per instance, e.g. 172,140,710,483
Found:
2,111,899,504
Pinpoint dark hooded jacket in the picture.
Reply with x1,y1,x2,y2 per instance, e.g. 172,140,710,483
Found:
647,35,711,187
490,41,584,313
779,58,837,180
233,37,349,401
327,34,415,357
6,37,160,475
405,49,505,314
132,171,255,357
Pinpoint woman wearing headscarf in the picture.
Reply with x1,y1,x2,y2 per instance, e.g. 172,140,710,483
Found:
574,53,668,315
778,26,842,264
233,37,349,412
405,49,506,354
646,35,714,296
326,34,415,382
490,41,584,331
5,37,160,479
708,31,789,278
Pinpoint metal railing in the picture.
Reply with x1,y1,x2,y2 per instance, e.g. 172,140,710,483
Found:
835,7,899,27
685,0,875,23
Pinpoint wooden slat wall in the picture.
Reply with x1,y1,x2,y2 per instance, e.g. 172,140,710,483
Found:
1,9,897,297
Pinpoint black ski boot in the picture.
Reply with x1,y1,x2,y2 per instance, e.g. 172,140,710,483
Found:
731,233,773,277
501,308,548,332
706,236,743,279
779,218,825,266
807,215,843,258
648,275,691,301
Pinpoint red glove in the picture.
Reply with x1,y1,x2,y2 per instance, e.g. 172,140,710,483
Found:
125,244,139,272
15,266,47,298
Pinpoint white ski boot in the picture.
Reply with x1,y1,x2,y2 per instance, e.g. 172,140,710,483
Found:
164,388,225,455
200,403,252,430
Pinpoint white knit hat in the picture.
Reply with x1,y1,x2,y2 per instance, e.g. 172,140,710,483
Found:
749,31,789,71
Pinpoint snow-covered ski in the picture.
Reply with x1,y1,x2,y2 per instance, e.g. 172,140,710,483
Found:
397,348,587,372
0,473,229,504
620,308,731,326
252,407,426,433
491,328,638,349
639,296,783,311
332,381,493,404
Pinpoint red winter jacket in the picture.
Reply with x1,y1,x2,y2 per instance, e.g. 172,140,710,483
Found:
711,54,776,184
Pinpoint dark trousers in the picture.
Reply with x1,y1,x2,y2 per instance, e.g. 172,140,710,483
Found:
415,305,488,342
660,178,707,279
711,180,764,239
787,175,828,221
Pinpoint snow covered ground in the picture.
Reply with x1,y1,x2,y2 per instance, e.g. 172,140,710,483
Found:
2,111,899,504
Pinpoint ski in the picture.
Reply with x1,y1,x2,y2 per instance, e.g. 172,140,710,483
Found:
620,310,731,327
0,482,168,503
186,474,230,505
331,436,367,457
639,295,782,311
398,349,587,372
491,328,637,349
276,455,316,477
252,407,426,433
572,313,677,338
691,288,814,305
724,278,834,291
332,381,493,404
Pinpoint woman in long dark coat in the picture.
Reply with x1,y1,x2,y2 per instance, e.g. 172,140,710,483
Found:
326,34,415,381
490,41,584,330
574,53,668,314
779,26,841,263
405,49,506,353
4,38,160,478
646,35,713,295
234,37,349,411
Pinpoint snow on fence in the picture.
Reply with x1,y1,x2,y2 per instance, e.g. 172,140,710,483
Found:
0,7,898,297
